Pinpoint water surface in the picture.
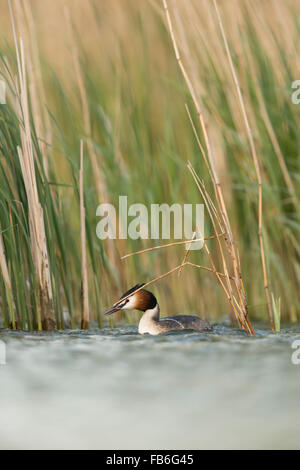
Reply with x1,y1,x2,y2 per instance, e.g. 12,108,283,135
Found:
0,323,299,449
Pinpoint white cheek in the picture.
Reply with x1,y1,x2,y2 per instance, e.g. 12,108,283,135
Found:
125,297,136,310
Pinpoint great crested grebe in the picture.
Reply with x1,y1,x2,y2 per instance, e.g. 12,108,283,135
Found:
104,284,212,335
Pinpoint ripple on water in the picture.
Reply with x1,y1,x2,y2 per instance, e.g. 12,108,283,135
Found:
0,322,299,449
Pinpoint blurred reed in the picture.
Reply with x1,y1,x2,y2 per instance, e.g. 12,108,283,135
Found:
0,0,299,330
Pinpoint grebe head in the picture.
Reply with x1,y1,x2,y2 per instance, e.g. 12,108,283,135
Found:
103,284,157,316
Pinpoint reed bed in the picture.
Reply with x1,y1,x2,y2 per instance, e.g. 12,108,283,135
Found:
0,0,300,330
80,140,89,330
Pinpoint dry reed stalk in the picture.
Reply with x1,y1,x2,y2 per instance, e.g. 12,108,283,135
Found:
24,0,52,174
178,230,196,277
13,0,50,177
171,6,248,318
162,0,254,334
0,230,11,291
256,87,300,214
118,259,235,308
115,264,188,305
188,163,248,331
187,164,246,329
121,233,224,260
9,1,55,331
64,5,120,272
185,104,210,172
0,227,16,328
80,140,89,330
64,6,106,200
186,102,242,318
162,1,230,249
212,0,274,330
187,166,231,283
185,262,234,281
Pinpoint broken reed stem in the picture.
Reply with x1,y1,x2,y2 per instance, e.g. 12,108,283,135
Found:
189,165,246,315
80,141,89,330
116,264,188,305
188,163,254,335
202,234,245,326
185,106,242,281
9,1,55,331
188,163,248,321
212,0,274,330
178,231,196,277
186,171,248,330
121,233,224,259
117,261,234,308
162,0,254,335
186,262,234,281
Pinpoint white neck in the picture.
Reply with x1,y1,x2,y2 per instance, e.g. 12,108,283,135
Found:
138,303,160,334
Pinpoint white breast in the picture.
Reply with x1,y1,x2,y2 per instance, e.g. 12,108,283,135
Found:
138,305,160,335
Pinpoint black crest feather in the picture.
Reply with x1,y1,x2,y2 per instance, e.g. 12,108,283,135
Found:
120,283,145,299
